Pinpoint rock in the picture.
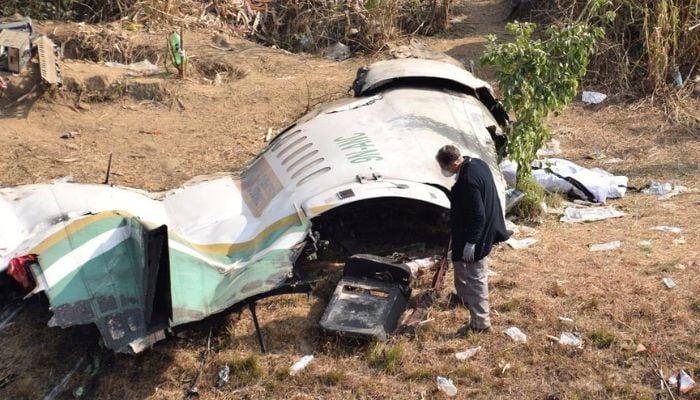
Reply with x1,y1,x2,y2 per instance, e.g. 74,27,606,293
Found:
324,42,352,61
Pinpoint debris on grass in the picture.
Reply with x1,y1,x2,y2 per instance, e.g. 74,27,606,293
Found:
436,376,457,397
662,277,677,289
215,364,230,389
289,355,314,376
635,343,647,353
503,326,527,343
455,346,481,361
558,332,583,348
582,91,607,104
558,316,574,324
560,206,626,223
642,181,696,200
506,237,538,249
668,370,696,395
672,237,686,245
589,240,621,252
650,225,682,234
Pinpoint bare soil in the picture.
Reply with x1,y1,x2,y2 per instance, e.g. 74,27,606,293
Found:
1,0,698,399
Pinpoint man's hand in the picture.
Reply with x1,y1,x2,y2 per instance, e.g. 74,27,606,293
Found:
462,242,475,262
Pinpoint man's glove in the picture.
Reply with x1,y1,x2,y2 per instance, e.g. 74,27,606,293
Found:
462,242,475,263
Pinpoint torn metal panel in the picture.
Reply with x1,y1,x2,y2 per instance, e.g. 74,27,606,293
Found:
0,57,510,352
34,35,61,85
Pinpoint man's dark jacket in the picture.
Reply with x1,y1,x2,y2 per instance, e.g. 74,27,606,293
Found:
450,156,510,261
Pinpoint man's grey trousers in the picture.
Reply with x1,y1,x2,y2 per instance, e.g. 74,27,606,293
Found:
453,257,491,330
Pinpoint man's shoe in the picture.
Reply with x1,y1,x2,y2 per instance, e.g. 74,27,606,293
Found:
455,324,492,337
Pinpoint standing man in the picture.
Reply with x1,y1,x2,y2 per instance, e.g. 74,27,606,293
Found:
436,145,510,335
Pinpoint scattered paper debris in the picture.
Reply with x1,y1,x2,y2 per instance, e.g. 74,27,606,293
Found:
506,237,538,249
662,277,677,289
558,316,574,324
668,370,697,394
673,237,686,245
589,240,621,252
582,91,607,104
642,181,696,200
558,332,583,347
650,226,682,234
289,355,314,376
436,376,457,397
503,326,527,343
560,206,626,223
455,346,481,361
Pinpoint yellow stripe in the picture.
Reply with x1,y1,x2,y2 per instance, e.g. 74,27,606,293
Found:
177,213,303,255
30,210,305,257
30,211,123,254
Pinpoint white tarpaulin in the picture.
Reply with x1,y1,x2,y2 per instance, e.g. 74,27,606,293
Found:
500,158,628,204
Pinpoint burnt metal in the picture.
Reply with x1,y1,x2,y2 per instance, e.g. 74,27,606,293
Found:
319,254,412,340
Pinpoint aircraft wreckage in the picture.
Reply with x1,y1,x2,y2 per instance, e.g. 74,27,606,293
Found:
0,58,510,353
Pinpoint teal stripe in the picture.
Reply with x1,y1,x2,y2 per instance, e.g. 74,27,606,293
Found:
39,216,129,271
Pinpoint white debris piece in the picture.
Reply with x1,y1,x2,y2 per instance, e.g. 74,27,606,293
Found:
558,316,574,324
455,346,481,360
560,206,626,223
405,257,437,278
589,240,621,252
500,159,628,204
642,181,696,200
289,355,314,376
582,91,607,104
662,277,677,289
503,326,527,343
436,376,457,397
668,370,697,395
324,42,352,61
673,237,686,245
558,332,583,347
506,237,538,249
650,226,682,234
